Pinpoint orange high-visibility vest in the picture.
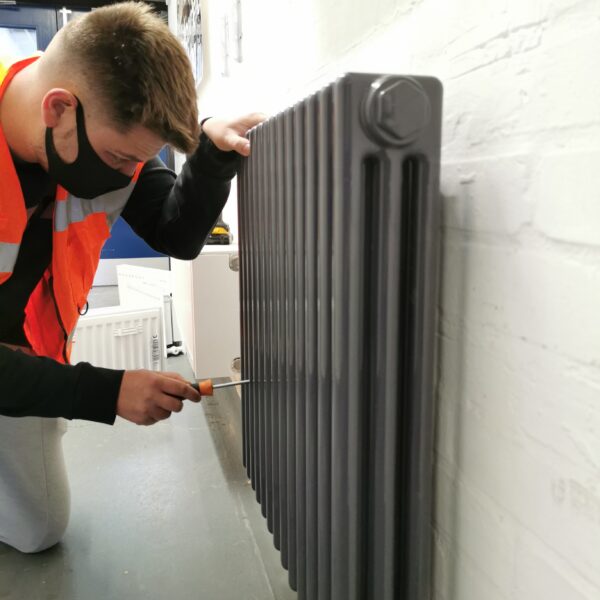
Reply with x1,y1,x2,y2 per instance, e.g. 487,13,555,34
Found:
0,56,143,363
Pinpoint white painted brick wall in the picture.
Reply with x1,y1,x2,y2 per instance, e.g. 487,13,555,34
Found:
190,0,600,597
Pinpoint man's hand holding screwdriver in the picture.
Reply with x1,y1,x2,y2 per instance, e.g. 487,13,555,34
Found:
116,371,250,426
116,370,201,426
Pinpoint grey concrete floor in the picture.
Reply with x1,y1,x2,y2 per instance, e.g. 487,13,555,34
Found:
0,286,296,600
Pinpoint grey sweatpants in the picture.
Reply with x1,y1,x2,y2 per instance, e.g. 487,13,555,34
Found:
0,415,70,553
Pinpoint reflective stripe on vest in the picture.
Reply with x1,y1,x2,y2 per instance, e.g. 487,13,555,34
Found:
54,177,139,233
0,56,38,283
0,242,19,272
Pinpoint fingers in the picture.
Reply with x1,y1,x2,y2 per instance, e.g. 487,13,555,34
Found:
225,131,251,157
231,113,268,155
159,375,202,402
157,394,184,414
243,111,269,128
203,113,267,156
161,371,187,382
151,406,172,422
143,394,182,426
118,370,203,427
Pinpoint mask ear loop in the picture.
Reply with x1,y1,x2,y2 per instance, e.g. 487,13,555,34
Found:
73,96,92,156
44,96,84,166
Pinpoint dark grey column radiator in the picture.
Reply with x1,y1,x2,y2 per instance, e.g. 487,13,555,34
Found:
237,73,442,600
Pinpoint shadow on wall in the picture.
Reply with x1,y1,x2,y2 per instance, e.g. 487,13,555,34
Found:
432,191,471,600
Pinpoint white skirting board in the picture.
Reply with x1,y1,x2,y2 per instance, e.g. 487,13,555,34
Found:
70,306,164,371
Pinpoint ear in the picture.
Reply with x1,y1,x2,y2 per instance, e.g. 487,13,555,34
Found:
41,89,78,128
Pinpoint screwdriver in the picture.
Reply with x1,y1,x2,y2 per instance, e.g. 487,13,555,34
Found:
190,379,250,396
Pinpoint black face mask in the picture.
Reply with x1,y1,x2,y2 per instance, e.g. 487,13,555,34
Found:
45,99,133,199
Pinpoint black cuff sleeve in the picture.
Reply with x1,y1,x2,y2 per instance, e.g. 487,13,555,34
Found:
71,363,124,425
0,345,123,425
189,129,241,180
197,117,241,180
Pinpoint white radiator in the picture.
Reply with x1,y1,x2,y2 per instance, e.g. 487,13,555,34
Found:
116,264,183,357
70,306,164,371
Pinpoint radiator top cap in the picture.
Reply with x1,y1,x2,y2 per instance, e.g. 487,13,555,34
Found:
362,76,431,147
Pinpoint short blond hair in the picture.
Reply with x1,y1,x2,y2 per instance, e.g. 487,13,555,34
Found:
60,2,199,153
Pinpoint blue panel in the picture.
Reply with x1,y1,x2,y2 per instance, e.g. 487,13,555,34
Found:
158,146,170,165
101,146,170,260
100,217,164,259
0,6,58,50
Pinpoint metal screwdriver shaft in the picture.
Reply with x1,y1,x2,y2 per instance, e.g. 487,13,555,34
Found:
212,379,251,389
190,379,251,396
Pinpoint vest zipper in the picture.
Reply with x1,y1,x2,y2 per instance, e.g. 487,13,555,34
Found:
48,275,70,363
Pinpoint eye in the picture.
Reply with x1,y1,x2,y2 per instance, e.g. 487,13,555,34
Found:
107,153,124,168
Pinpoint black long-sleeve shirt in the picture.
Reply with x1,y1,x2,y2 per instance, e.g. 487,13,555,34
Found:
0,131,240,424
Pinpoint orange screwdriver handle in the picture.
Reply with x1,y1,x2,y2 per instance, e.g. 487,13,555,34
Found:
192,379,214,396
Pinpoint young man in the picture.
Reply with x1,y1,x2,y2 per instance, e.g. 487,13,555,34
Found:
0,2,263,553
